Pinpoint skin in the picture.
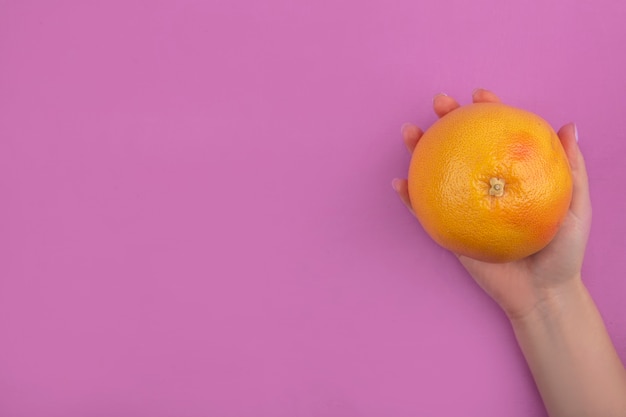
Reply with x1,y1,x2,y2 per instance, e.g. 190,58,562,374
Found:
393,89,626,417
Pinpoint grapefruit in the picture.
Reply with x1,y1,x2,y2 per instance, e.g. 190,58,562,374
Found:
407,102,572,263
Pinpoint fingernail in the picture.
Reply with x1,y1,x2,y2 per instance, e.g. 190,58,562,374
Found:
391,179,401,192
432,92,447,103
472,88,484,96
401,123,411,135
574,124,579,143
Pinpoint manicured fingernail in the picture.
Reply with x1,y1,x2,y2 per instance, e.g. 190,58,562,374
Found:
401,123,411,135
391,179,401,192
574,124,579,143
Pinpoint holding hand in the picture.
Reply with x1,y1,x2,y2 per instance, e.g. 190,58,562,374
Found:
392,89,591,321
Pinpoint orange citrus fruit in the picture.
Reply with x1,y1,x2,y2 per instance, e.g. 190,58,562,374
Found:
407,102,573,263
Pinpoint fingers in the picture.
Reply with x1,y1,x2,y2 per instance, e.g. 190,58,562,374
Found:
558,123,592,224
392,178,415,215
401,123,423,153
433,88,500,117
433,94,460,118
472,88,501,103
433,89,499,118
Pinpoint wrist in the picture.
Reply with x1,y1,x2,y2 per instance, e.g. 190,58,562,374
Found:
506,276,588,326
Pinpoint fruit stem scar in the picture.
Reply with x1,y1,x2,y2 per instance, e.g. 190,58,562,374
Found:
489,178,505,197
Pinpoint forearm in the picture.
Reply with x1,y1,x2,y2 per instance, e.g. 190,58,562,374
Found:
511,279,626,417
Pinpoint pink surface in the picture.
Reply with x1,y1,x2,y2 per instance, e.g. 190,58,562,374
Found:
1,1,625,416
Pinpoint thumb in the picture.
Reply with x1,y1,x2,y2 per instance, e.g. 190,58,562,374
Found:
557,123,592,226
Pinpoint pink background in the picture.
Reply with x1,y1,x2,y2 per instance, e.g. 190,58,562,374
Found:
1,1,625,416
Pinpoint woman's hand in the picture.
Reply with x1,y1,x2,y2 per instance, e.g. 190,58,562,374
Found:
393,89,592,321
